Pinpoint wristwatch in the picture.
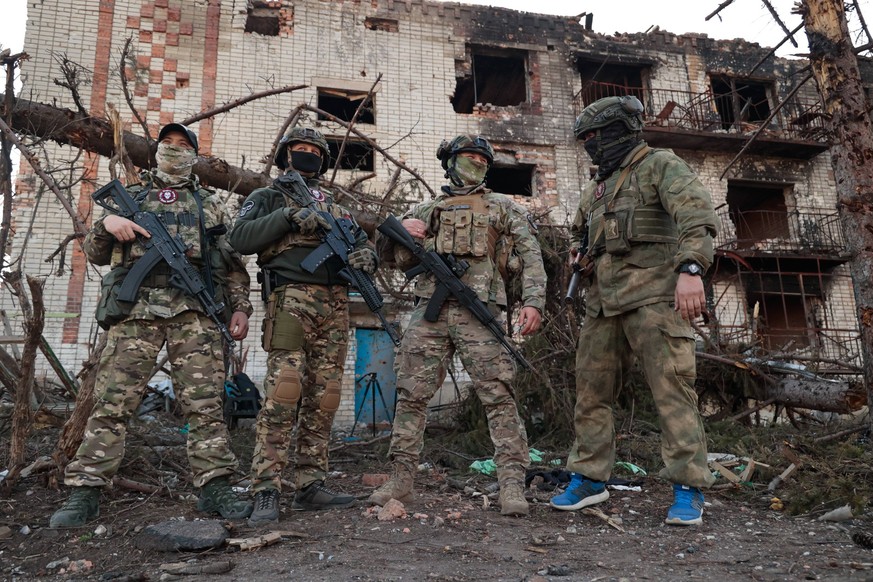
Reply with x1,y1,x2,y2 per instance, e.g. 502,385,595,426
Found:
678,262,704,276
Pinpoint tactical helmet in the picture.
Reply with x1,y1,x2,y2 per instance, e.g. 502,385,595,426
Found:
573,95,644,140
436,135,494,170
158,123,199,153
274,127,331,175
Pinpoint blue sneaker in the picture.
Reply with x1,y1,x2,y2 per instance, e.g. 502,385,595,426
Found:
665,484,704,525
549,473,609,511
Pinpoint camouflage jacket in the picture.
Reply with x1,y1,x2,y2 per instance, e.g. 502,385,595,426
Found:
571,142,717,317
396,186,546,311
84,171,252,321
228,172,371,287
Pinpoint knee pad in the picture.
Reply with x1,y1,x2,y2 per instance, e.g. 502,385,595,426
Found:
319,380,341,412
271,369,302,406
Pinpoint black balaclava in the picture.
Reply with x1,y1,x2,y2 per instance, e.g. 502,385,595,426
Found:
289,150,323,175
584,122,641,182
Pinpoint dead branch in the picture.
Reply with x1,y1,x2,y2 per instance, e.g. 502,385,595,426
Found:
55,332,107,464
705,0,736,21
0,116,88,235
4,273,45,489
180,84,307,126
762,0,800,47
118,36,151,144
106,102,139,184
851,0,872,47
727,397,777,422
328,73,382,186
263,104,303,176
746,22,804,77
0,53,21,271
814,424,868,443
51,53,90,117
114,476,178,498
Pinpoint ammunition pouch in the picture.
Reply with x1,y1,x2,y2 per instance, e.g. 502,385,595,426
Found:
603,209,632,256
95,265,135,330
434,195,498,258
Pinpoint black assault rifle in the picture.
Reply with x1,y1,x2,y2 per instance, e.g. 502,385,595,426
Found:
376,214,531,370
92,179,236,348
271,173,401,347
565,230,594,302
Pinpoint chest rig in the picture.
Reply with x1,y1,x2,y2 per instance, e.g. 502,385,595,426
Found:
112,185,205,272
433,194,498,259
587,147,678,256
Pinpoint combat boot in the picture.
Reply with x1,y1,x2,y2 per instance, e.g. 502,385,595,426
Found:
499,481,529,516
248,488,281,526
49,486,100,528
197,476,253,520
367,465,414,506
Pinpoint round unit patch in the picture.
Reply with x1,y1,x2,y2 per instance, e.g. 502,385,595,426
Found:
158,188,179,204
310,189,326,202
594,182,606,200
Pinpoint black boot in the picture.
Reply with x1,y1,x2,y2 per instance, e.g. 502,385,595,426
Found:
292,480,355,511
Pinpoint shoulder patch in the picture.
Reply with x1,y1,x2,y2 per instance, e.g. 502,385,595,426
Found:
238,200,255,218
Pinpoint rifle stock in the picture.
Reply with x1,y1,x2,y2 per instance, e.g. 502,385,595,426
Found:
377,214,532,370
92,179,236,348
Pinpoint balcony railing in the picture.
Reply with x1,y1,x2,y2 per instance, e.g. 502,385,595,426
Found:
573,82,827,143
714,207,847,255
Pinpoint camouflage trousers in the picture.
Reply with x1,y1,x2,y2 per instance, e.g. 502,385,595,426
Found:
567,302,715,488
389,301,529,486
65,311,238,489
250,283,349,493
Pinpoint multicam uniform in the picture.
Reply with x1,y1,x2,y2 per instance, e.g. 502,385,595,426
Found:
388,185,546,489
567,142,718,488
66,171,252,489
229,175,369,494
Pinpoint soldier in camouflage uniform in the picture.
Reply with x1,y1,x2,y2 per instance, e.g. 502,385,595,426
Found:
229,127,376,525
550,96,718,525
368,135,546,517
50,124,254,528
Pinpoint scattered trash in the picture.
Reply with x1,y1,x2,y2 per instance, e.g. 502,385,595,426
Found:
819,504,854,522
19,525,30,535
613,461,647,476
46,557,71,570
608,484,642,492
93,525,107,536
226,530,308,551
770,497,784,511
469,459,497,476
581,507,625,533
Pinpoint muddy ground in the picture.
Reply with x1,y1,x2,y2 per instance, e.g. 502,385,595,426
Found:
2,417,873,582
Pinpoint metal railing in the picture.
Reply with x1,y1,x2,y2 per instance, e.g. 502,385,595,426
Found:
715,207,847,255
573,82,827,143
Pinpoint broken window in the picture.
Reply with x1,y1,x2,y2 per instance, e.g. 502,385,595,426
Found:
452,47,528,114
485,164,535,197
327,138,374,171
710,75,773,131
245,2,281,36
726,181,790,248
364,17,398,32
752,293,815,351
317,88,375,124
575,59,648,106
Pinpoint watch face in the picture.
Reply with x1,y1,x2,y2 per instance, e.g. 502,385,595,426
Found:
687,263,702,275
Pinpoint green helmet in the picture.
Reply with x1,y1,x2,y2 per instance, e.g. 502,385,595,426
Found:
436,135,494,170
573,95,644,140
274,127,331,175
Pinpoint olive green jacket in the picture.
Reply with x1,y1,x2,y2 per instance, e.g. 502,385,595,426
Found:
571,142,717,317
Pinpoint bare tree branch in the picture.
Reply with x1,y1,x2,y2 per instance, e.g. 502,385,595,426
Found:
180,84,307,126
328,73,382,186
263,104,303,177
119,36,152,144
762,0,800,47
705,0,735,22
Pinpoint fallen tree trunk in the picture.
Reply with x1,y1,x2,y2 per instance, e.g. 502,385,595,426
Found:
765,377,866,413
0,94,381,233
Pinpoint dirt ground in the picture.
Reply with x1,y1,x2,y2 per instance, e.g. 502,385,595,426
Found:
3,420,873,582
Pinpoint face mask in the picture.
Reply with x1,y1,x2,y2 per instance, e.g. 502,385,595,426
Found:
452,156,489,186
290,150,323,174
583,134,602,164
156,142,196,178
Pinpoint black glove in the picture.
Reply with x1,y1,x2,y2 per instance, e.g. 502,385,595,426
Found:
348,247,377,274
286,207,330,234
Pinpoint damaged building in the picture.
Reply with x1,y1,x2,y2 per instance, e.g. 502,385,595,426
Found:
8,0,869,427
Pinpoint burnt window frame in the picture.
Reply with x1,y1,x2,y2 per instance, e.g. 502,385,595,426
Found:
317,87,376,125
725,180,793,248
485,163,536,197
574,57,650,106
452,45,530,114
709,74,775,131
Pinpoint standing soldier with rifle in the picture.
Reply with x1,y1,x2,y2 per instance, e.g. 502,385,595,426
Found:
50,124,254,528
229,127,377,524
552,96,717,526
369,135,546,517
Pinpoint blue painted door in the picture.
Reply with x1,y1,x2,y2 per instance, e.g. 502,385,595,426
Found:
353,328,398,432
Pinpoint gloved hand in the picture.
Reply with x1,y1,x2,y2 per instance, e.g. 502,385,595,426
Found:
286,207,331,233
348,246,378,274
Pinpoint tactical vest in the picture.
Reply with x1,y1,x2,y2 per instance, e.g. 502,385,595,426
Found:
256,188,347,266
587,148,678,255
110,184,206,271
433,194,499,259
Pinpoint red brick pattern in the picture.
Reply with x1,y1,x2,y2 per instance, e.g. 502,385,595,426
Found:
198,0,222,156
64,0,117,343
